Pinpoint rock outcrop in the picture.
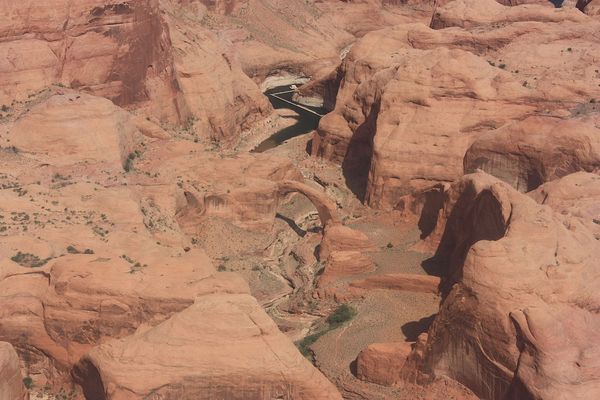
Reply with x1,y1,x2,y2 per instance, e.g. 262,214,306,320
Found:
356,342,412,386
0,89,341,397
415,172,600,400
0,250,247,381
0,342,26,400
529,172,600,238
9,93,144,169
0,0,181,119
313,0,600,212
318,223,375,284
0,0,270,144
0,0,419,145
464,116,600,192
74,294,342,400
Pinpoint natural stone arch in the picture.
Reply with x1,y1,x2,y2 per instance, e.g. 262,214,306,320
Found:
277,180,341,228
277,180,375,286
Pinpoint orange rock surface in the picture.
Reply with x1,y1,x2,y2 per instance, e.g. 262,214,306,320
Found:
313,0,600,211
417,172,600,399
0,342,26,400
356,342,412,386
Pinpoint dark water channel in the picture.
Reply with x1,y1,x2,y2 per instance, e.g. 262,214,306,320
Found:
252,85,325,153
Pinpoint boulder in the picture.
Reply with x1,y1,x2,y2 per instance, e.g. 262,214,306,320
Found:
356,342,412,386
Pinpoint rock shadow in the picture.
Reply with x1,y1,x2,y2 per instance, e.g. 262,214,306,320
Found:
275,213,306,237
342,100,381,202
401,314,436,342
349,358,358,378
420,256,444,277
417,186,445,240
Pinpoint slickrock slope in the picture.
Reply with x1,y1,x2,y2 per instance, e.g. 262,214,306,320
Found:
415,172,600,400
464,116,600,192
0,342,26,400
313,0,600,211
74,294,342,400
529,172,600,238
9,93,143,168
0,89,342,397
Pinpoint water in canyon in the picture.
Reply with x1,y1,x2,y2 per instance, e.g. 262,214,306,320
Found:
252,85,325,153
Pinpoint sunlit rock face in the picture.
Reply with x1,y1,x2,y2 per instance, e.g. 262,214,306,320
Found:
313,0,600,212
414,172,600,400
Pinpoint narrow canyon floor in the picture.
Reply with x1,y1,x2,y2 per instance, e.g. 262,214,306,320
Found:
197,132,474,399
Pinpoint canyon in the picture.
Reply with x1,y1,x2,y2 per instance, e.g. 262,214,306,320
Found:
0,0,599,399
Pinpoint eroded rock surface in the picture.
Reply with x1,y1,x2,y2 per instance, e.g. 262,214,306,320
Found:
464,115,600,192
0,342,26,400
0,89,343,397
356,342,411,386
74,294,342,400
416,172,600,399
313,0,600,212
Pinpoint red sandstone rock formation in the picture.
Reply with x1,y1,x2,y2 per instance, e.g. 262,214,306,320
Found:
313,0,600,212
356,342,412,386
414,172,600,399
74,294,342,400
0,0,270,144
0,342,26,400
9,93,144,169
319,223,376,284
529,172,600,238
464,116,600,192
0,250,247,381
0,89,341,397
0,0,414,146
0,0,180,118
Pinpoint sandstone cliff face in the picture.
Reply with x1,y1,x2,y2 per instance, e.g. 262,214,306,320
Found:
0,0,180,119
0,0,416,146
418,172,600,400
0,0,272,144
313,0,600,211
